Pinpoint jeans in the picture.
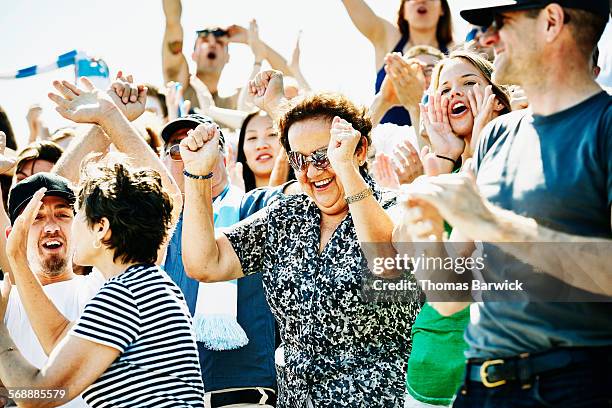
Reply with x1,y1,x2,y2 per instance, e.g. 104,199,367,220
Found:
452,359,612,407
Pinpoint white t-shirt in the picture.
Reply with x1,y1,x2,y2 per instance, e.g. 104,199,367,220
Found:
3,270,105,408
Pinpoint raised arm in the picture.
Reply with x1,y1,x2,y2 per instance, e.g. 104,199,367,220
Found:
162,0,190,88
5,189,74,355
340,0,395,51
51,125,110,184
49,77,183,261
180,123,244,282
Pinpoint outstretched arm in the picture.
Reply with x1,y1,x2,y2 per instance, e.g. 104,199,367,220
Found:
49,76,183,262
162,0,190,88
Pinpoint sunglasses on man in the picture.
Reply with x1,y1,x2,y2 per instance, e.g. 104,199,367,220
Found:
196,28,229,38
287,147,331,173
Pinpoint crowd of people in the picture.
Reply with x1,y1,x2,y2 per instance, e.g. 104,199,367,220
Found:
0,0,610,407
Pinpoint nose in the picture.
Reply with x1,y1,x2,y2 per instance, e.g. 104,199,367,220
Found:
255,138,270,150
305,161,322,179
44,218,60,234
449,86,464,98
480,27,500,48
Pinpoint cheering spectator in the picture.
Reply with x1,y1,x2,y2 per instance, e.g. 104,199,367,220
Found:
1,173,104,408
341,0,453,125
397,1,612,405
0,76,203,407
399,50,510,408
236,111,289,192
181,70,420,407
162,0,292,111
13,141,63,184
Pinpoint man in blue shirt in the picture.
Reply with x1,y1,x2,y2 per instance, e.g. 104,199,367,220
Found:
161,114,277,407
395,0,612,406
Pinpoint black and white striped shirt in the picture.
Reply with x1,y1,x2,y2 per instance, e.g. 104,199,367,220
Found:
71,264,205,408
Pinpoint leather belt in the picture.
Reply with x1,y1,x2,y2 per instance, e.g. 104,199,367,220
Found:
210,388,276,407
468,346,612,388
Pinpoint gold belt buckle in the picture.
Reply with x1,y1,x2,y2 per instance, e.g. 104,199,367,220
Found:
480,359,507,388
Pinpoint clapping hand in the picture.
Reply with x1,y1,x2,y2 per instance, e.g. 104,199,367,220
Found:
108,71,147,121
392,140,424,184
49,78,117,124
467,83,497,157
385,53,426,109
247,19,266,63
372,152,400,190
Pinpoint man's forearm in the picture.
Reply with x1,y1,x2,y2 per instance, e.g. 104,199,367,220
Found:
52,125,110,184
8,256,71,356
489,207,612,296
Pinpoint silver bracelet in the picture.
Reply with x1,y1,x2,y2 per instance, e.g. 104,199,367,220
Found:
345,187,373,204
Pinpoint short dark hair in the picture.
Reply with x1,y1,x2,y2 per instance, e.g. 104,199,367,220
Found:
16,141,63,174
278,93,372,173
77,161,173,265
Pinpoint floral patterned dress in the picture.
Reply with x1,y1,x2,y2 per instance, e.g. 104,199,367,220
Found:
225,179,420,408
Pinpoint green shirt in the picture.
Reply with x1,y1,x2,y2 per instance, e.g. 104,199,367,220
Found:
406,303,469,405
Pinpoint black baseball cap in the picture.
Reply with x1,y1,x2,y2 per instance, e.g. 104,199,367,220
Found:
461,0,611,26
161,113,225,148
8,172,76,225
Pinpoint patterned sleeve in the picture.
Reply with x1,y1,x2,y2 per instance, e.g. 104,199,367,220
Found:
224,199,277,276
70,281,141,352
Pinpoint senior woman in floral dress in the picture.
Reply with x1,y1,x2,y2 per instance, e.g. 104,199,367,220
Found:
180,70,420,408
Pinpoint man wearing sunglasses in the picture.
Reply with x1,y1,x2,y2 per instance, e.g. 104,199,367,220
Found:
160,114,278,408
162,0,293,113
395,0,612,406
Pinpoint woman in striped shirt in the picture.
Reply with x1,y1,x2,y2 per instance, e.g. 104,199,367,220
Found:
0,159,204,407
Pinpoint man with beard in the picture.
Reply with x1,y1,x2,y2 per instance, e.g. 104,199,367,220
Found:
162,0,292,111
0,173,103,408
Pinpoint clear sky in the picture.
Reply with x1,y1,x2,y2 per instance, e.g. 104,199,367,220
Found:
0,0,476,146
1,1,609,147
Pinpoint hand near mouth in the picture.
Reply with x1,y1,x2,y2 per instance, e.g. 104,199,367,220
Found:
420,93,465,164
467,83,497,157
6,188,47,266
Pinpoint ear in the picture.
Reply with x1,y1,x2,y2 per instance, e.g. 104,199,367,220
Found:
97,217,112,243
542,4,565,43
355,136,369,164
493,96,505,112
5,226,11,239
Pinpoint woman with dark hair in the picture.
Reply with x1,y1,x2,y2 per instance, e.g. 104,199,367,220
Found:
0,160,205,408
341,0,454,125
236,110,284,192
0,78,205,407
181,70,420,407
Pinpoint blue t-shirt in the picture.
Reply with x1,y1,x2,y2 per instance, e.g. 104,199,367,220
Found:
466,91,612,358
164,185,281,391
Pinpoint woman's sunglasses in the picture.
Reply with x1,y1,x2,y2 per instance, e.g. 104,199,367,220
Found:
287,147,330,173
